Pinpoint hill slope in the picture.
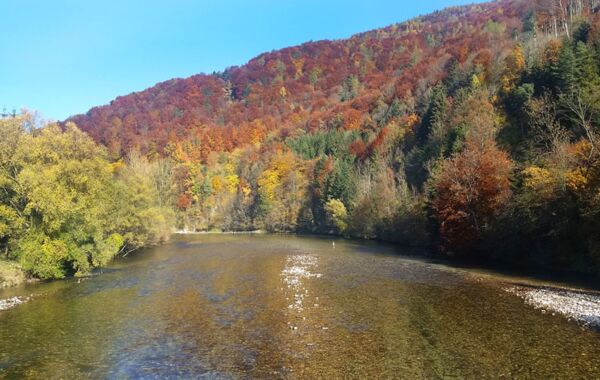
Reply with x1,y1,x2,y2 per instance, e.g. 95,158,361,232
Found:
69,0,529,157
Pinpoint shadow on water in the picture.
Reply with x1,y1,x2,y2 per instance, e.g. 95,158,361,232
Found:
415,252,600,292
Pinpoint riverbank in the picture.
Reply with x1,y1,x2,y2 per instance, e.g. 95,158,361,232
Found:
0,259,26,289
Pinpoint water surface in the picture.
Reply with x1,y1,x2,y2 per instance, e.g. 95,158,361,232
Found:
1,234,599,378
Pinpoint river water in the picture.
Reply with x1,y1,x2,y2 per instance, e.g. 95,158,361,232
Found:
0,234,599,378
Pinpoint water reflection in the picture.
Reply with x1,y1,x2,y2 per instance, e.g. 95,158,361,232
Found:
0,235,599,378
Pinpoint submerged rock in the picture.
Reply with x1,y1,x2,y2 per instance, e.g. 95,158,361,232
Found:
0,296,29,311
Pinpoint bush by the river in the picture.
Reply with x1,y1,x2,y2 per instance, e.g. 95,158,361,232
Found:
0,115,173,279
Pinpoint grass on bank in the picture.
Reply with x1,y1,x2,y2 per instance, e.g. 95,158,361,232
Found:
0,259,26,288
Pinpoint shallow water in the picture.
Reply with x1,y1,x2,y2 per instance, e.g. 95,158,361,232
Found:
0,234,599,379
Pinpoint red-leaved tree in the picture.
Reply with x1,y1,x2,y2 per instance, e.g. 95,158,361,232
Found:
432,138,513,251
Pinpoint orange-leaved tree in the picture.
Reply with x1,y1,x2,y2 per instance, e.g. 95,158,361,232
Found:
432,138,513,251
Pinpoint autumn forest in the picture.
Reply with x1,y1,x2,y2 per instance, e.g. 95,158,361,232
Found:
3,0,600,279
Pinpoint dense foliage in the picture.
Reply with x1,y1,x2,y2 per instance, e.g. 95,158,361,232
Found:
0,115,173,279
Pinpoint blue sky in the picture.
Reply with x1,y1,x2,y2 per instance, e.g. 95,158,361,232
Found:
0,0,485,121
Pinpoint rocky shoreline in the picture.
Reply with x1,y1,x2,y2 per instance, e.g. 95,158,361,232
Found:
505,285,600,329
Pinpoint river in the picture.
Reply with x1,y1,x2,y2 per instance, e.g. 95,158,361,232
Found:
0,234,599,378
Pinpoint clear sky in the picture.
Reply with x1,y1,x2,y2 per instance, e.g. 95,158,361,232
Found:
0,0,486,121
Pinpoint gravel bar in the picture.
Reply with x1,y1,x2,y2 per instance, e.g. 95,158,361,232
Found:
506,285,600,328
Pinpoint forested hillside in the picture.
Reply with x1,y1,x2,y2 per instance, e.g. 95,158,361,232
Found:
70,0,529,157
4,0,600,280
66,0,600,272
